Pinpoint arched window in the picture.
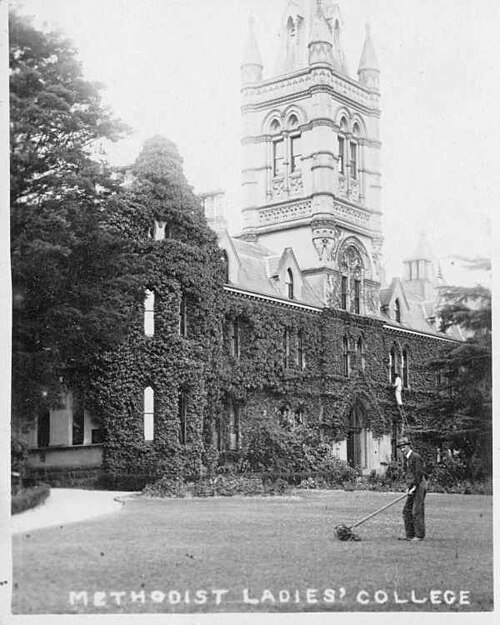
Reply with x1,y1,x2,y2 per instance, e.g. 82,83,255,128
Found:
343,335,350,377
230,318,240,358
341,276,348,309
273,137,285,177
144,387,154,441
402,347,409,388
227,399,240,451
284,328,291,369
144,290,155,336
270,119,281,134
357,337,365,371
354,279,361,313
286,268,294,299
350,122,361,181
296,329,305,370
394,298,401,323
153,219,166,241
287,16,296,38
389,346,397,382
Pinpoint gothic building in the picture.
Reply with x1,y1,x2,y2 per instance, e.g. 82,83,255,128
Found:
24,0,460,485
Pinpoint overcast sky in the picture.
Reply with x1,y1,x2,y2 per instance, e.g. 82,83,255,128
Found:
12,0,498,281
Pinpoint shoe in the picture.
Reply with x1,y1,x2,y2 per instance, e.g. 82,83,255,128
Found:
397,537,413,541
411,537,424,542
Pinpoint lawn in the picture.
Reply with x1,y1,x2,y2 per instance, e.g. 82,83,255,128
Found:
11,490,493,614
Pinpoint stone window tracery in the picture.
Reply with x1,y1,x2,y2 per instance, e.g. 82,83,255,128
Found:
339,243,365,314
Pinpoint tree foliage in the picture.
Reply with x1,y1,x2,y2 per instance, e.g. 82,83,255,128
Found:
420,264,492,478
10,12,143,430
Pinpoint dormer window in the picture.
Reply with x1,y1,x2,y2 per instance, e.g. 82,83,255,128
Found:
286,268,294,299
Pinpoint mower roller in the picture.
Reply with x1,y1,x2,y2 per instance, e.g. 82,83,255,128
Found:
334,492,408,541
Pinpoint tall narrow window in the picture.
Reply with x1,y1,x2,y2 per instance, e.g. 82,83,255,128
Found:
228,401,240,451
290,135,302,172
144,387,154,441
178,392,187,445
230,319,240,358
273,139,284,177
179,295,187,337
144,289,155,336
72,392,84,445
341,276,348,310
350,142,357,179
296,330,305,370
395,298,401,323
354,279,361,314
402,348,409,388
390,347,397,382
357,337,365,371
343,335,350,377
337,136,345,174
286,268,294,299
37,408,50,448
284,328,291,369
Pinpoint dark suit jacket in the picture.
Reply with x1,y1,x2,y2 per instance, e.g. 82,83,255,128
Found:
406,450,425,489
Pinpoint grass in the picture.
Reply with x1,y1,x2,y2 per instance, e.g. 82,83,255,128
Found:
12,490,493,614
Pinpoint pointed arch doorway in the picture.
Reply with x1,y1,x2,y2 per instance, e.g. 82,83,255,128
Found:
346,398,368,470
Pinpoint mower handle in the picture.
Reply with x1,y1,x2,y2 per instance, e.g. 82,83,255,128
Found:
351,492,408,529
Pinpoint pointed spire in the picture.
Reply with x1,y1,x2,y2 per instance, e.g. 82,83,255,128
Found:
358,23,379,89
241,14,263,84
308,0,333,66
411,231,434,261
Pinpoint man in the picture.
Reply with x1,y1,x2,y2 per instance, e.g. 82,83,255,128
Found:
396,436,427,541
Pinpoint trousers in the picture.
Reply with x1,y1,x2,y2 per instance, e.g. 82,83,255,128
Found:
402,478,427,538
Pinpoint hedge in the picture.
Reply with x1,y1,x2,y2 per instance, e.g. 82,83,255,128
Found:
12,483,50,515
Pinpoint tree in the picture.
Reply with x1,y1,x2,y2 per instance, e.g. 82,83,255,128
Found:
419,261,492,479
10,12,143,432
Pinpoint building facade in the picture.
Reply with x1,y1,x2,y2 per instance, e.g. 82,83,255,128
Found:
25,0,459,486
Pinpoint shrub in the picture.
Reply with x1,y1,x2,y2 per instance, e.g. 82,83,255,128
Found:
143,476,189,498
213,474,264,496
12,483,50,515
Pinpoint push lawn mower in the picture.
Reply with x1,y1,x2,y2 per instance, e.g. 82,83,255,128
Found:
334,492,408,541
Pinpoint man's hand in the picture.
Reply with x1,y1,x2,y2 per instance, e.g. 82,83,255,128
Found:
406,486,416,495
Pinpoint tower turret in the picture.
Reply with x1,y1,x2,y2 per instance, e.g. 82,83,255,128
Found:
308,0,333,66
358,24,379,90
241,15,263,84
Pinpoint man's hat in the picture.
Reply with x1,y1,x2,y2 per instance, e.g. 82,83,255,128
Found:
396,436,411,448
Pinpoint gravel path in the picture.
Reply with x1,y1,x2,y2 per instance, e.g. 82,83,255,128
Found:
11,489,135,533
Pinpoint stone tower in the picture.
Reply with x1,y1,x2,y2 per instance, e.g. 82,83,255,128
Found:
239,0,383,315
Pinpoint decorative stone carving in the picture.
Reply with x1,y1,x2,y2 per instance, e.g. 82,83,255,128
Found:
272,178,286,198
311,218,340,263
332,201,370,224
289,172,303,195
259,200,312,225
339,244,363,275
338,175,347,197
364,282,380,314
326,273,342,308
348,179,360,201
